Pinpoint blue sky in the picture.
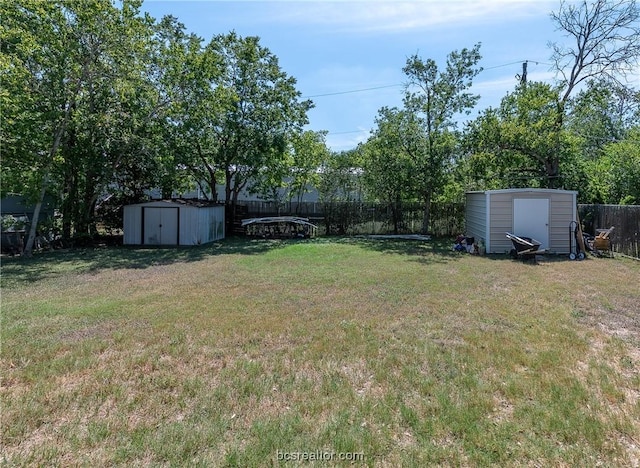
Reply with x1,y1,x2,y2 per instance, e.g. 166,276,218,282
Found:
140,0,572,152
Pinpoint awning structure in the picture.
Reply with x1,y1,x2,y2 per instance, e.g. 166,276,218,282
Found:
241,216,318,238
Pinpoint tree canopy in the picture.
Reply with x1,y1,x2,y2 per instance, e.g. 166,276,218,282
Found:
2,0,640,252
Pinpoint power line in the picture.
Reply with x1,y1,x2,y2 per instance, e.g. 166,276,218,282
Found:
483,59,551,71
303,59,551,99
482,60,523,71
303,84,402,98
313,59,554,136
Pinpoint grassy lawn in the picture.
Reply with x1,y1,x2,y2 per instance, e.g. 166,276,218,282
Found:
2,237,639,466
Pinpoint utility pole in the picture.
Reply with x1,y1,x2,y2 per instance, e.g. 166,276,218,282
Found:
521,61,528,86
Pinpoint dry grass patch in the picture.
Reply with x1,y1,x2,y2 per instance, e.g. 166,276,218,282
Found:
2,238,639,466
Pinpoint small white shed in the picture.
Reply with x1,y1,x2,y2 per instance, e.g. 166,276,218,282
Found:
123,199,225,246
465,189,578,254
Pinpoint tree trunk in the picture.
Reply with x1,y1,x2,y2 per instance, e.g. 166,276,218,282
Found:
225,170,234,234
61,171,76,239
391,196,401,235
548,99,565,189
545,159,560,189
421,192,431,235
207,177,216,202
75,168,98,236
23,123,69,256
23,181,48,257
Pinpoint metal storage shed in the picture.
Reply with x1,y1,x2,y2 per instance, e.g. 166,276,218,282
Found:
465,189,578,254
123,199,225,246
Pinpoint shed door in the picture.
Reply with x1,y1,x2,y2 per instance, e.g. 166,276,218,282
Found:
143,207,178,245
513,198,549,249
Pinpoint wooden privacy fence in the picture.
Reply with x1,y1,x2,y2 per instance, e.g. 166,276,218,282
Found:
238,200,465,237
578,204,640,258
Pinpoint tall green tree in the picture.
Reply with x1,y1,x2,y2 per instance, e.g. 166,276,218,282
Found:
361,107,418,233
2,0,80,254
56,0,157,238
1,0,158,253
565,80,639,202
567,79,640,159
288,130,330,207
543,0,640,186
146,15,209,200
402,43,482,233
247,130,329,211
600,126,640,204
208,32,312,225
464,0,640,193
317,150,362,204
465,82,580,188
317,149,363,235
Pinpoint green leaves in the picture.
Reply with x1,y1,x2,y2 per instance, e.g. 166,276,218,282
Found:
360,45,483,232
463,82,572,189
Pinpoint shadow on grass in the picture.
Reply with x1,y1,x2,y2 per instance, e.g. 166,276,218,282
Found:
1,237,288,285
2,235,483,286
482,251,578,266
334,236,464,265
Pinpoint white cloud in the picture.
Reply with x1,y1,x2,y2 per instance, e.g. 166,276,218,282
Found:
326,127,371,152
262,0,556,34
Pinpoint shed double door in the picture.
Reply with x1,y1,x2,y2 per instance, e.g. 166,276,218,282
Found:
143,207,179,245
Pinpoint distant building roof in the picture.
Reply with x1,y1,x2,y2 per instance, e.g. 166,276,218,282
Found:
1,194,55,216
126,198,224,208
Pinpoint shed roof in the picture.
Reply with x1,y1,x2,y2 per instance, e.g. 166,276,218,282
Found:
465,188,578,195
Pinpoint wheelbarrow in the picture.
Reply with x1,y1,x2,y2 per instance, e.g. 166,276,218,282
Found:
505,232,546,262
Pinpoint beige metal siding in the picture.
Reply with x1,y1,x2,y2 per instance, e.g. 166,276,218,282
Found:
548,191,574,254
488,190,576,254
465,192,486,242
488,193,514,253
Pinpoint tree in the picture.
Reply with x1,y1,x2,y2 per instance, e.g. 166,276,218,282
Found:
465,82,579,188
55,0,158,238
189,32,313,228
402,43,482,233
1,0,159,253
564,79,639,202
247,147,293,212
151,17,229,201
317,150,361,204
2,0,90,254
248,130,329,212
543,0,640,186
566,79,640,159
288,130,330,207
360,107,418,233
585,126,640,204
464,0,640,192
551,0,640,105
317,150,362,235
602,127,640,204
